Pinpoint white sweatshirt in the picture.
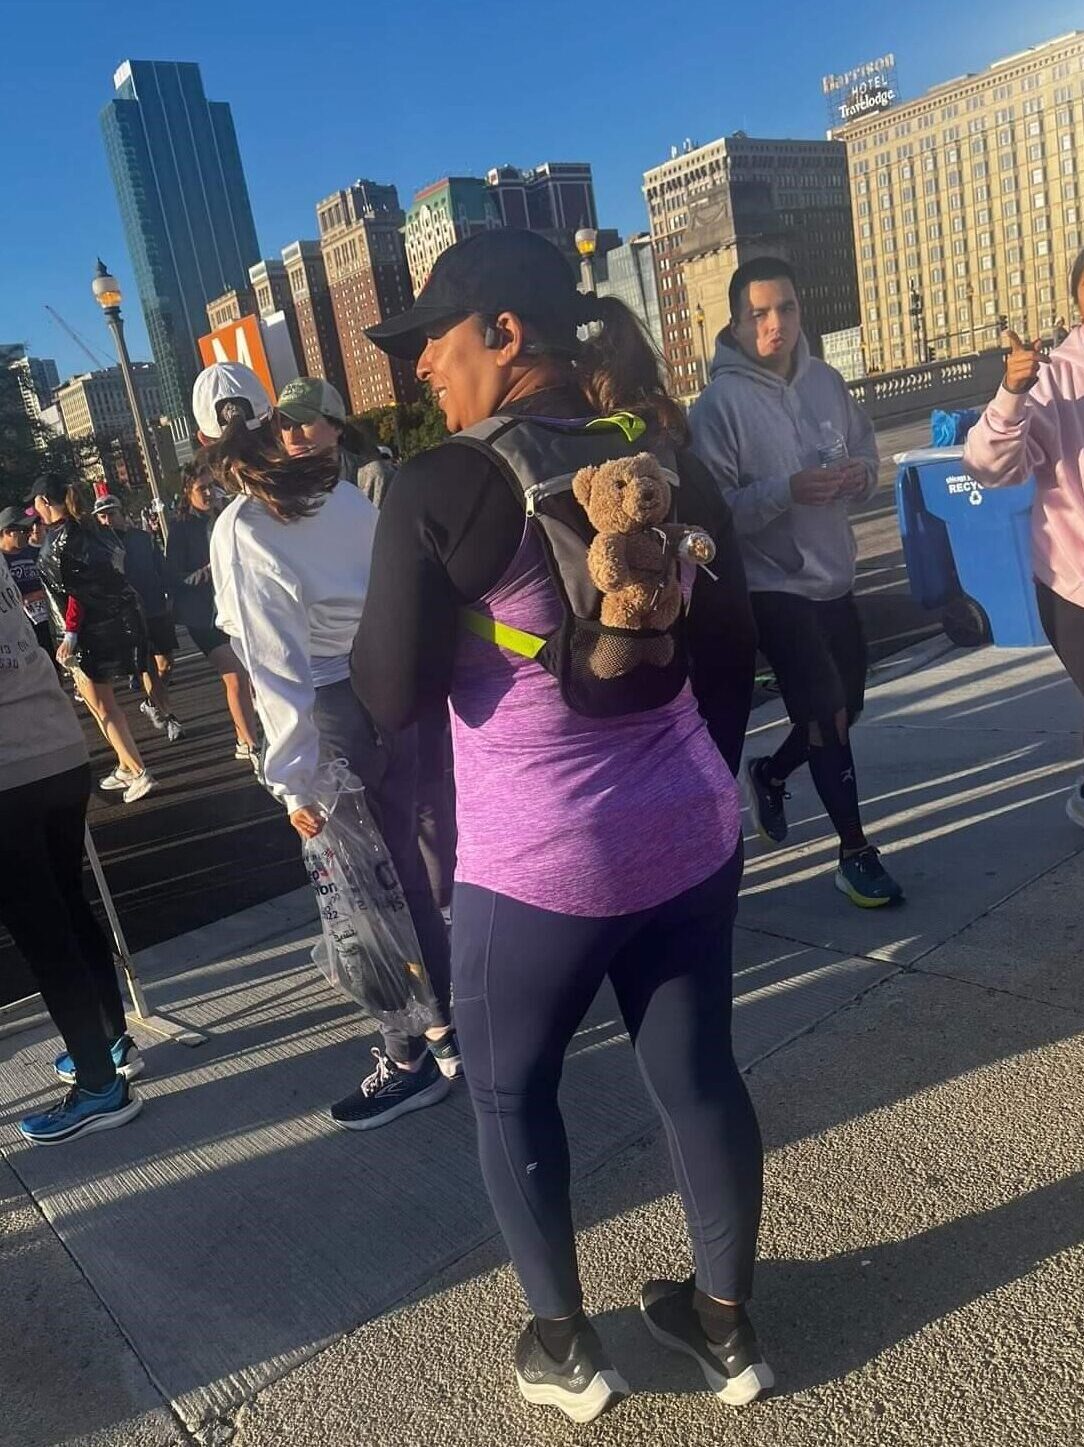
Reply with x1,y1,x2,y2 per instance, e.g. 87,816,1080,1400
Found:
210,482,379,813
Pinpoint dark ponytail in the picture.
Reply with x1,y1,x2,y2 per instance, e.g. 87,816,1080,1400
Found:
202,417,338,523
574,295,687,442
65,483,89,521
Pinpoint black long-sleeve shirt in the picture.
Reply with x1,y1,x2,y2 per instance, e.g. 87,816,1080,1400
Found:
351,388,757,775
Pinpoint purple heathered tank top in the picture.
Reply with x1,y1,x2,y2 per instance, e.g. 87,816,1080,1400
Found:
448,524,742,917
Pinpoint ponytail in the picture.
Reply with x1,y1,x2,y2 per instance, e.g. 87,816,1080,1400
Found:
65,484,89,521
573,295,687,442
202,417,338,523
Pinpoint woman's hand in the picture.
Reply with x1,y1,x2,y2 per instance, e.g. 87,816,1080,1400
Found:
56,637,75,667
289,805,326,840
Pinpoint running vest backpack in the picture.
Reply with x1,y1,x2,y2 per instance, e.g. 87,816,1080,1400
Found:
451,411,712,719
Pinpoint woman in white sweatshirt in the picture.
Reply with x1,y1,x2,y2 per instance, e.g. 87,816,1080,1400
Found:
193,362,458,1132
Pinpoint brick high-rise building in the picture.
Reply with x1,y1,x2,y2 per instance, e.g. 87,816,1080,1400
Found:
205,287,254,332
316,181,417,414
281,241,348,400
836,30,1084,372
643,135,858,399
249,258,305,378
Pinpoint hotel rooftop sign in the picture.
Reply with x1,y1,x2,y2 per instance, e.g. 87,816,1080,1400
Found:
823,54,899,129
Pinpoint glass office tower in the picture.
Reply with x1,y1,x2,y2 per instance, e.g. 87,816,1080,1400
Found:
101,60,261,442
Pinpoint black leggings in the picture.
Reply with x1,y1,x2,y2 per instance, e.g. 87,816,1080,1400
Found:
0,765,125,1091
450,849,762,1319
1036,580,1084,705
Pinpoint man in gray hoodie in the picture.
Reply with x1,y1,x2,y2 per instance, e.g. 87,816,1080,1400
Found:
689,256,902,908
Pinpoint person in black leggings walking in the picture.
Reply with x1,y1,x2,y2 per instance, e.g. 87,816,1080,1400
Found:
0,553,143,1145
354,230,767,1423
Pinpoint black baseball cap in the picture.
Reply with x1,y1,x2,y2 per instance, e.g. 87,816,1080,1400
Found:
0,505,34,531
24,473,69,506
366,229,596,361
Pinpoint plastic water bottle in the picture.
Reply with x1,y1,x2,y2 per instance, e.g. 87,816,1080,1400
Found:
817,422,848,467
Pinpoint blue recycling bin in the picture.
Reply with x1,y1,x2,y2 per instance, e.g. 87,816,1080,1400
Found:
895,447,1045,648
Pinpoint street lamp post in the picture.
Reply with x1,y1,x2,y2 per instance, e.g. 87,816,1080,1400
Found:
694,302,708,387
574,227,598,294
92,259,168,543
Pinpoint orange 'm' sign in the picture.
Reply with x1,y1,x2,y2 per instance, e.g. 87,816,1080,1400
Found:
197,315,275,401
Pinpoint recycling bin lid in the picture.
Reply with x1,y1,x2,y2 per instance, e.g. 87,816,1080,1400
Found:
893,447,966,465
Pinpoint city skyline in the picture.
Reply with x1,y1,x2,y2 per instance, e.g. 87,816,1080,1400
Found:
2,0,1080,386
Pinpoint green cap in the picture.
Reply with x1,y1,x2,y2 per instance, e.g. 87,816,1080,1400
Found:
276,376,347,425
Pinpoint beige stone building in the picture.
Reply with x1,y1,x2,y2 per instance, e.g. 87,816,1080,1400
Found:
55,364,162,489
836,31,1084,373
205,288,253,332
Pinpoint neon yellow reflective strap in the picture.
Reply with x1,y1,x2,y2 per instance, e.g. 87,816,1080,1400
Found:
583,411,647,444
460,608,546,660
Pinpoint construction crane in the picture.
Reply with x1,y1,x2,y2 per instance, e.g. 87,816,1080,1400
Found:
44,305,112,371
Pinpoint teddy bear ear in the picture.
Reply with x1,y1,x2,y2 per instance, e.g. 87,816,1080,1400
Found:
571,466,595,506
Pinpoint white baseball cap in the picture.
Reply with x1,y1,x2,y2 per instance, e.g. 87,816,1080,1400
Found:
192,362,273,439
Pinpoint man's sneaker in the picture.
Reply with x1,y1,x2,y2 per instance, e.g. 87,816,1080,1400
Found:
514,1317,629,1423
140,699,167,731
427,1028,463,1080
19,1077,143,1146
743,757,790,846
54,1032,144,1087
100,765,136,791
1066,774,1084,829
835,846,903,908
123,770,156,804
329,1048,450,1130
165,715,184,743
640,1277,773,1405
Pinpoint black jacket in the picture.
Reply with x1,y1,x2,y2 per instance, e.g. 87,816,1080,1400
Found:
117,526,169,617
165,513,216,630
38,519,145,665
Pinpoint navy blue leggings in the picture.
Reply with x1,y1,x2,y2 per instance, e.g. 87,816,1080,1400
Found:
450,849,762,1319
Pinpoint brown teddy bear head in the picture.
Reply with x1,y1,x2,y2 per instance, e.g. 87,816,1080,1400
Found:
571,453,672,535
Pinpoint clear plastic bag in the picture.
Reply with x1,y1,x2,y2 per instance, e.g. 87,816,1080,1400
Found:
304,760,440,1037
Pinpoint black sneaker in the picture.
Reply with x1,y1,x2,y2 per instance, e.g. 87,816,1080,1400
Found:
329,1048,450,1131
835,846,904,908
514,1317,629,1423
743,757,790,846
640,1276,773,1405
427,1028,463,1080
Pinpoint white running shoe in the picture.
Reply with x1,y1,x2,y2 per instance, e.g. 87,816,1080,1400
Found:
100,766,136,791
1066,775,1084,829
123,770,156,804
234,740,259,763
140,700,167,731
165,716,184,743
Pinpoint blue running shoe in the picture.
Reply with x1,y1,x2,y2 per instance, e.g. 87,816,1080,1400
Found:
54,1033,143,1086
20,1078,142,1146
743,757,790,846
330,1048,450,1131
835,846,904,908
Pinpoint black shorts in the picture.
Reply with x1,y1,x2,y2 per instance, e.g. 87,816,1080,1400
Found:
751,590,867,726
1036,579,1084,697
75,639,149,686
186,623,230,657
145,613,178,657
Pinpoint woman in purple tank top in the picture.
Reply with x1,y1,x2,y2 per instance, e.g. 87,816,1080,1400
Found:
354,230,770,1422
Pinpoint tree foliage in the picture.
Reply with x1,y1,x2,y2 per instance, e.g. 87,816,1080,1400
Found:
349,390,448,461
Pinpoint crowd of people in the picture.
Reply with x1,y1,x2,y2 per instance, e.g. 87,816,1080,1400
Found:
2,230,1083,1425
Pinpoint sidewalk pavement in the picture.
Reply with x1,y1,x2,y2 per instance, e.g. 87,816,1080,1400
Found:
1,638,1082,1447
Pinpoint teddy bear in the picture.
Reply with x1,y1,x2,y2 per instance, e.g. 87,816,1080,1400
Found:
570,452,716,678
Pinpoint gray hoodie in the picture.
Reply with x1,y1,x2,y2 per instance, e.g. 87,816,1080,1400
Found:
688,330,878,599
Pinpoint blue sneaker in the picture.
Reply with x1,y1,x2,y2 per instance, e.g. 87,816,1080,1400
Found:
330,1048,450,1131
835,846,904,908
54,1033,143,1086
20,1077,143,1146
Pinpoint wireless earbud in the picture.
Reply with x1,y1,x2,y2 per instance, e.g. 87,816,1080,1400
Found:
483,322,509,350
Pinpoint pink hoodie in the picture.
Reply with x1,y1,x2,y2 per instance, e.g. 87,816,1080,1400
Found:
963,325,1084,604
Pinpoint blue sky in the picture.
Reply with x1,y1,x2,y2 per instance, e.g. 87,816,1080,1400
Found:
3,0,1079,382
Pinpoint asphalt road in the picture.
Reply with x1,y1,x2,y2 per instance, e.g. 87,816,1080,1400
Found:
0,414,941,1008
